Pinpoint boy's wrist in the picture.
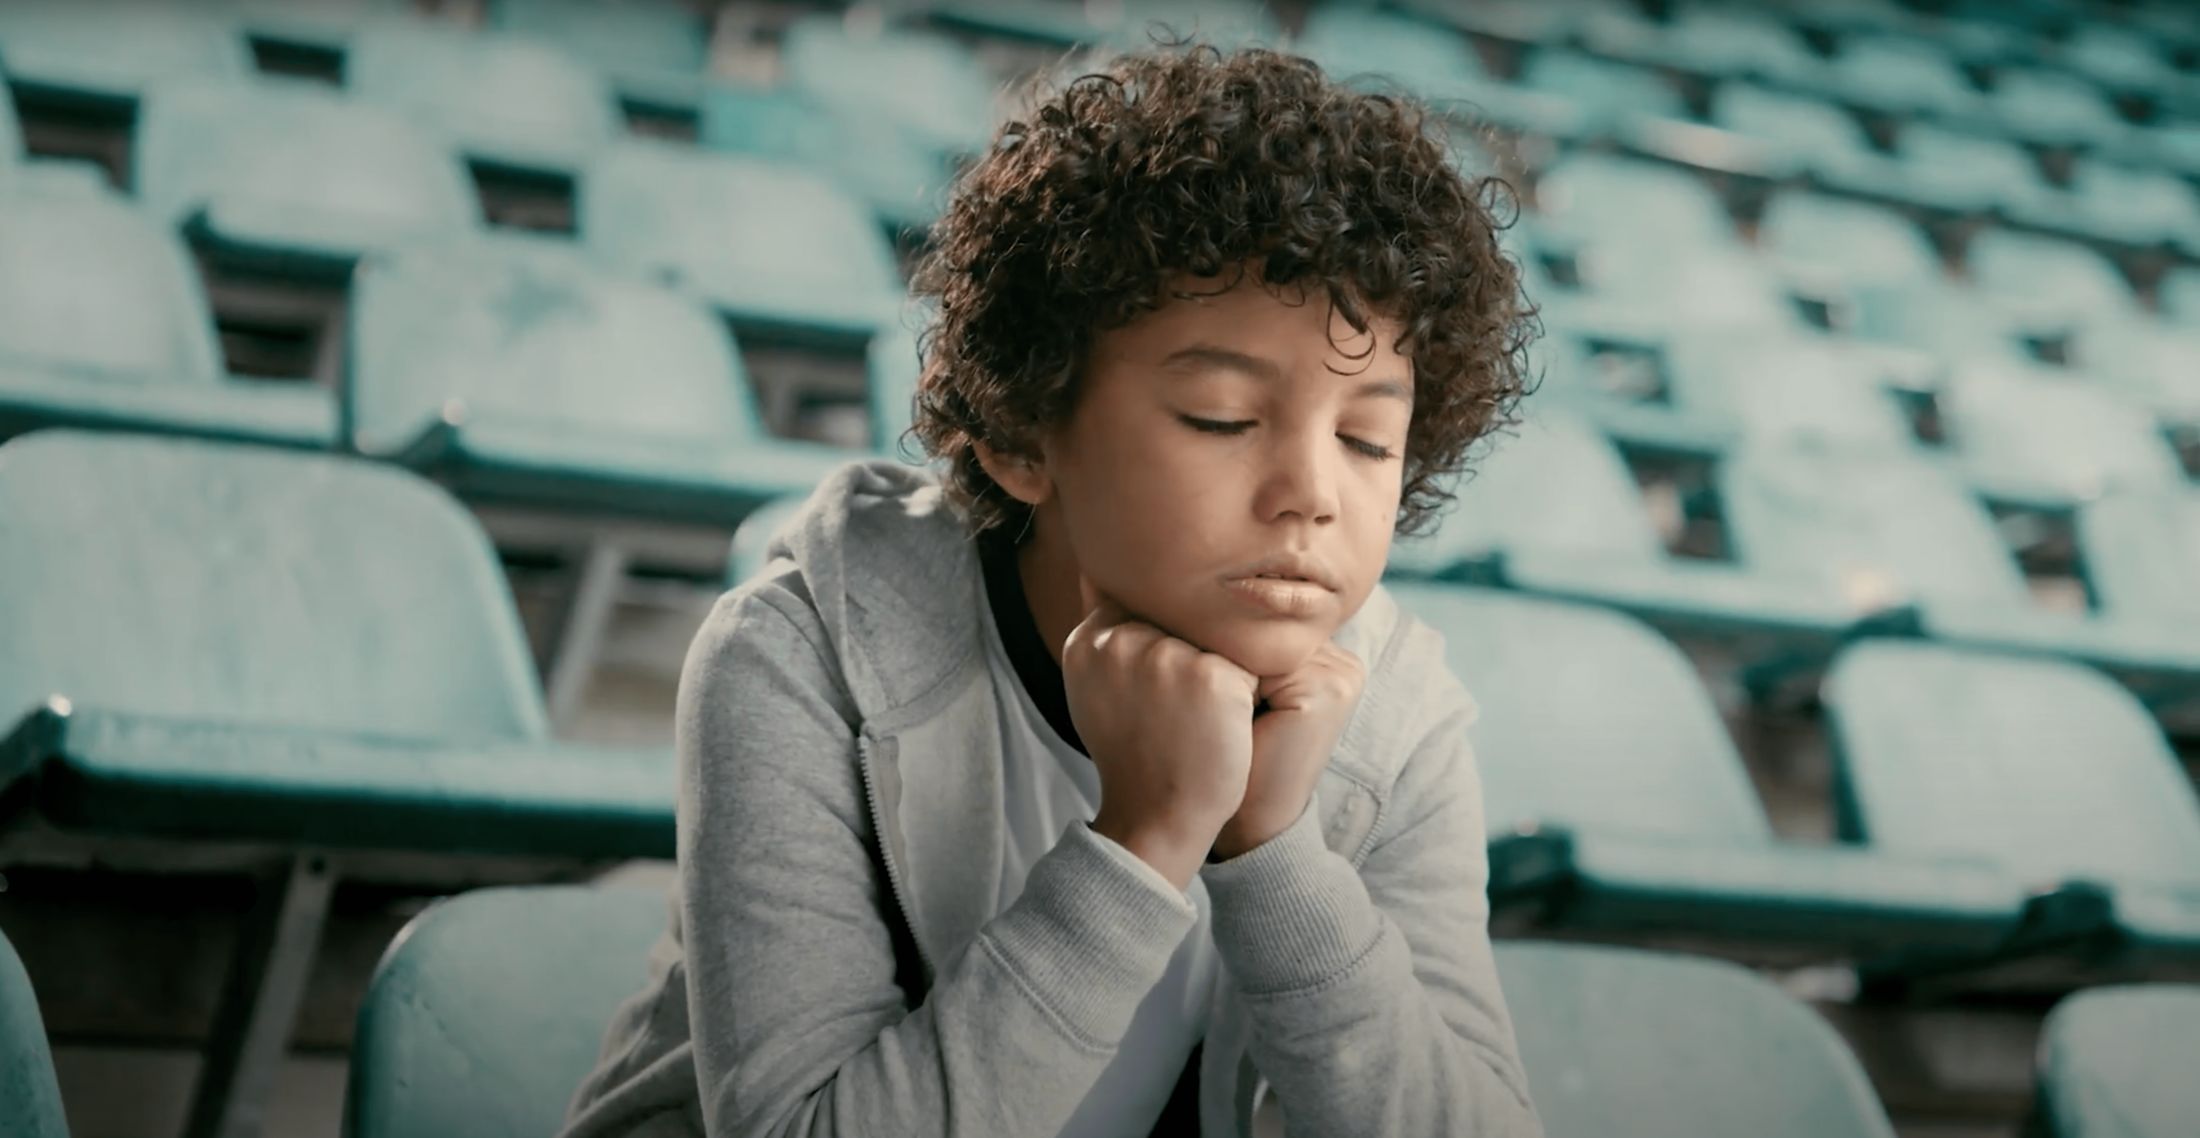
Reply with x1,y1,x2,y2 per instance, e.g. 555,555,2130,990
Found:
1089,814,1212,891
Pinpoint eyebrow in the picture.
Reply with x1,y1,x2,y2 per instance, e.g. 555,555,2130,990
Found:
1159,344,1413,403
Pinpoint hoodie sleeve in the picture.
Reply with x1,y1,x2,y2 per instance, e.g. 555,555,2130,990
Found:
1199,673,1545,1137
675,584,1199,1138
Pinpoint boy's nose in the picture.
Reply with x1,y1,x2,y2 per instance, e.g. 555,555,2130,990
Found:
1256,431,1341,524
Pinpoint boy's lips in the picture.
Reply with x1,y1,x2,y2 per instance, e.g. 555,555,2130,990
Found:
1225,551,1340,592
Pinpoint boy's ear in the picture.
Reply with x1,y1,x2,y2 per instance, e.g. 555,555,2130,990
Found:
971,438,1054,508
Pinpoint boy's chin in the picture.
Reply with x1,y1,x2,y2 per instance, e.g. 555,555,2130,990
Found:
1194,620,1339,680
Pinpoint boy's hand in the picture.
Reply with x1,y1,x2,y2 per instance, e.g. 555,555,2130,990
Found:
1211,643,1366,860
1065,575,1259,891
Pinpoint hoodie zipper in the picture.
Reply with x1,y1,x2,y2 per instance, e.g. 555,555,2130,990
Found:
856,732,935,979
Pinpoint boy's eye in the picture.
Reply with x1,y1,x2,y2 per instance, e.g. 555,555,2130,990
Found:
1180,415,1398,461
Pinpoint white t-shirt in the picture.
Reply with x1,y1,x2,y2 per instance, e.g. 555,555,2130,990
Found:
977,592,1221,1138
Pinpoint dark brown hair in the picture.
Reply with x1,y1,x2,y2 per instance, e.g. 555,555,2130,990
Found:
908,41,1538,539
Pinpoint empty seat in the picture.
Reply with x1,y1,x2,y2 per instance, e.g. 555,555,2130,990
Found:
1386,410,1863,641
1518,48,1689,131
1757,192,1943,289
1498,942,1897,1138
1566,245,1803,335
2060,23,2182,97
0,0,246,106
1824,642,2200,972
1936,359,2186,509
1815,37,1981,118
701,83,956,233
1534,154,1738,255
2031,985,2200,1138
0,429,675,1134
1703,84,1882,183
346,885,668,1138
2068,316,2200,430
778,16,996,160
1663,332,1918,455
0,926,68,1138
1831,277,2033,367
1833,123,2055,218
1603,4,1825,86
581,141,903,344
220,0,420,55
1390,584,2034,961
345,18,621,177
134,77,478,272
2080,491,2200,627
1980,66,2130,150
2007,159,2200,253
1292,5,1491,94
0,182,335,448
486,0,710,112
349,236,854,526
1966,229,2139,327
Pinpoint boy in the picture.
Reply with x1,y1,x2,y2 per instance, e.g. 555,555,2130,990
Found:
562,41,1543,1138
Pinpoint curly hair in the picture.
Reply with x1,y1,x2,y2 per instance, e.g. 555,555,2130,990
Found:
907,40,1538,540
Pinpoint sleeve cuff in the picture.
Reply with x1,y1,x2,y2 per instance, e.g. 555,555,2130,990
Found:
1200,799,1386,996
980,820,1201,1045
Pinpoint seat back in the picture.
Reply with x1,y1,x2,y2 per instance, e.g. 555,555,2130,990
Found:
1713,84,1873,168
1535,154,1734,254
0,431,547,741
345,19,620,170
1722,447,2032,612
1520,49,1688,121
1966,229,2136,325
2034,985,2200,1138
1390,585,1772,844
1498,940,1897,1138
1824,642,2200,890
1942,359,2185,500
350,236,767,453
346,885,668,1138
0,183,223,382
1666,333,1917,452
135,77,479,253
485,0,709,89
2079,490,2200,625
0,0,246,103
1292,6,1490,92
778,17,994,156
1758,192,1942,286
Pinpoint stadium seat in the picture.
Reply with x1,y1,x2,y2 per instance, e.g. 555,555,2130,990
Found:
346,885,668,1138
1385,410,1865,644
1830,277,2033,368
1627,5,1826,86
1534,154,1740,256
0,182,337,448
134,77,479,275
1390,584,2038,965
1662,332,1919,455
0,0,247,107
1288,3,1590,137
220,0,419,57
486,0,711,115
581,141,903,345
0,429,674,1135
2006,159,2200,253
2030,985,2200,1138
701,82,957,234
345,18,621,178
1698,84,1883,184
1723,446,2200,685
1813,36,1982,119
2081,490,2200,628
348,236,854,528
1823,642,2200,980
1935,359,2187,510
1965,229,2139,328
1518,48,1690,137
1977,66,2130,151
1563,245,1804,336
1757,192,1944,290
2060,23,2184,98
2068,316,2200,433
0,926,68,1138
1498,941,1898,1138
1828,123,2056,218
778,16,996,161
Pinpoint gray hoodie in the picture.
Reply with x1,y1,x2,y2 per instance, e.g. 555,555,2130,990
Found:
559,459,1544,1138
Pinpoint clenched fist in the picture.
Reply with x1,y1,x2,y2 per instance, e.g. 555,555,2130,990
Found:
1213,642,1366,859
1064,575,1259,890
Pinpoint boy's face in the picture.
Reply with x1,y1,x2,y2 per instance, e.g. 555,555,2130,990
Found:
1024,272,1412,678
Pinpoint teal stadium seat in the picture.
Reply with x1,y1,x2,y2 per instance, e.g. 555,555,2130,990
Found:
1933,358,2187,510
1391,584,2039,965
2068,316,2200,434
1813,36,1982,119
2031,985,2200,1138
346,885,668,1138
1661,332,1919,456
1757,192,1944,290
1831,123,2057,218
1721,446,2200,686
1699,84,1884,185
778,16,996,162
1977,66,2131,151
1612,4,1826,86
1290,5,1590,138
1824,642,2200,980
927,0,1281,50
1517,49,1690,138
1559,244,1804,337
345,17,621,178
0,926,68,1138
134,77,479,275
1966,229,2140,328
486,0,710,115
219,0,420,56
0,0,246,108
1534,154,1740,256
702,82,956,234
2059,23,2183,98
581,141,904,345
0,181,337,448
1497,942,1898,1138
1832,277,2034,368
0,429,674,1133
2007,159,2200,253
2077,490,2200,726
348,236,854,527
